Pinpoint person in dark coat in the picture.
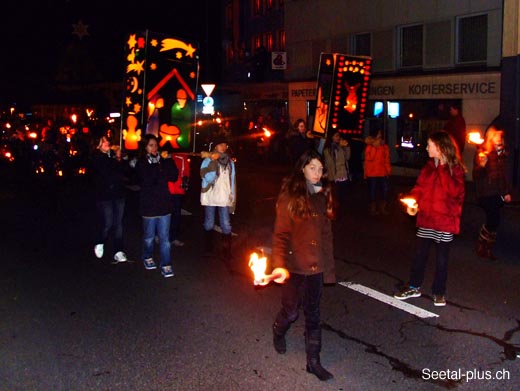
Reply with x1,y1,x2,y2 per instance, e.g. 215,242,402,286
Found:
444,103,466,154
287,118,313,167
473,121,512,259
269,149,335,381
135,134,178,278
89,135,129,263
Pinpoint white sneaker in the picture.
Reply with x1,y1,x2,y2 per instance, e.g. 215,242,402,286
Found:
161,265,174,278
94,244,104,258
143,258,157,270
171,239,185,247
114,251,128,263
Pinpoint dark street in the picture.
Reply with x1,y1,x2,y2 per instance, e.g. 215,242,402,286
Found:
1,160,519,390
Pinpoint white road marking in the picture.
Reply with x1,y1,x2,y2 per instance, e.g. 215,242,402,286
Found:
338,281,439,319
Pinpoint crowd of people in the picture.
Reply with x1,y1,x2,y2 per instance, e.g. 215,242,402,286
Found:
2,117,93,180
86,114,512,382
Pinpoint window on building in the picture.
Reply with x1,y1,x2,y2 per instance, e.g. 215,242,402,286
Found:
226,46,234,65
278,29,286,51
353,33,371,56
400,24,423,68
225,4,233,29
457,14,487,63
253,0,262,15
252,35,262,52
265,32,273,51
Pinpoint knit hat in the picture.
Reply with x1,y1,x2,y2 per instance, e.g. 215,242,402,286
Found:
212,135,228,148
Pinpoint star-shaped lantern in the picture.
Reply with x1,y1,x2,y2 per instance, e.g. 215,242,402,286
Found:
72,20,89,40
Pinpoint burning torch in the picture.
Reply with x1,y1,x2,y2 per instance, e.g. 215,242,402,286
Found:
248,252,289,286
467,131,488,167
467,131,484,146
400,197,418,216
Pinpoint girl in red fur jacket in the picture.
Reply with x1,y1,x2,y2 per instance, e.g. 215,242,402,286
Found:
394,131,466,307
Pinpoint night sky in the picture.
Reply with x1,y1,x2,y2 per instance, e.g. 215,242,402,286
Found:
1,0,221,109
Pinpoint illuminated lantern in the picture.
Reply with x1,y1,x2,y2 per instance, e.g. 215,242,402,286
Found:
122,30,199,152
311,53,372,139
123,115,142,150
159,123,181,148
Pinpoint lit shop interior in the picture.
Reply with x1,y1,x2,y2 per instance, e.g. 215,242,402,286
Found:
364,99,463,168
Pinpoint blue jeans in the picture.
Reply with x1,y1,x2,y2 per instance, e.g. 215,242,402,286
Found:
96,198,125,253
203,206,231,234
142,214,172,267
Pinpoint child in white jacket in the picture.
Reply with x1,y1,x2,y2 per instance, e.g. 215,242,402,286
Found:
200,136,236,259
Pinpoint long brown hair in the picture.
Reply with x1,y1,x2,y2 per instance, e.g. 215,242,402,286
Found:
481,122,505,155
429,130,467,174
279,149,334,220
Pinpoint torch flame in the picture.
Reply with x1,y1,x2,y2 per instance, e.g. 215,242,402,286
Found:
248,252,267,284
400,197,418,216
467,131,484,145
400,197,417,208
248,252,289,286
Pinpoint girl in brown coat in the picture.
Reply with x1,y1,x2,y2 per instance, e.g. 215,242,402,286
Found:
270,149,335,381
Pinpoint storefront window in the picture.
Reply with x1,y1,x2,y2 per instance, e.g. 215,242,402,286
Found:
365,99,460,168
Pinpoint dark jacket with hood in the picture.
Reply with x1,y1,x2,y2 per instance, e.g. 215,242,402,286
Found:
89,149,127,202
136,155,178,217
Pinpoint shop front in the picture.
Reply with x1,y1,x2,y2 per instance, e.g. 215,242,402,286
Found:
288,81,317,129
367,72,501,178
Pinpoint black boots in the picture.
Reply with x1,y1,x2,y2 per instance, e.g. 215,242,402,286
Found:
378,200,389,215
204,231,232,261
203,230,214,256
368,201,379,216
272,322,333,381
305,329,333,381
476,224,497,260
221,233,232,261
369,201,389,215
272,322,288,354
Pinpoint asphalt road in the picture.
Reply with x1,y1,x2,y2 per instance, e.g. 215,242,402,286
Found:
1,161,519,391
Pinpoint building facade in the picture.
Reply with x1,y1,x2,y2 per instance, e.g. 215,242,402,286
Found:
220,0,288,135
221,0,520,185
